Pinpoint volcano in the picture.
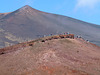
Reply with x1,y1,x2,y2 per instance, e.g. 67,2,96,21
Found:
0,5,100,48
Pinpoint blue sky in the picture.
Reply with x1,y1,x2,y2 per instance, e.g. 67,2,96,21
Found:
0,0,100,25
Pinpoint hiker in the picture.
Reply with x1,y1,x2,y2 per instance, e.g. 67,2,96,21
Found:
64,33,66,35
67,32,69,34
86,40,89,42
50,34,52,36
43,35,46,37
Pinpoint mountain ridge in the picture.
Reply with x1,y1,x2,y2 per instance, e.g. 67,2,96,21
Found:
0,35,100,75
0,5,100,48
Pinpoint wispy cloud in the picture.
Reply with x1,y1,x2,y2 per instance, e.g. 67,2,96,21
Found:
75,0,100,9
24,0,35,6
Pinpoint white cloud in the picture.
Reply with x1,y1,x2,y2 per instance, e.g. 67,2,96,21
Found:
76,0,100,8
25,0,35,6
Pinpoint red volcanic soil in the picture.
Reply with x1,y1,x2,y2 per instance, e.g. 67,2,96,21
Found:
0,35,100,75
0,5,100,48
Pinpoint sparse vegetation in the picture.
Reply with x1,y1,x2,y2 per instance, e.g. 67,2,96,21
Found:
0,34,100,75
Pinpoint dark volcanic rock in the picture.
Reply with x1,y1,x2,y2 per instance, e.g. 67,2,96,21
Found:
0,5,100,48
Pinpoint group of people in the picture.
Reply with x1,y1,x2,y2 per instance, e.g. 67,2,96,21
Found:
37,32,89,42
76,35,89,42
43,32,70,37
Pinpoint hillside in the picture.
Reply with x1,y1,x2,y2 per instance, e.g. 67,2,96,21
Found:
0,35,100,75
0,5,100,48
